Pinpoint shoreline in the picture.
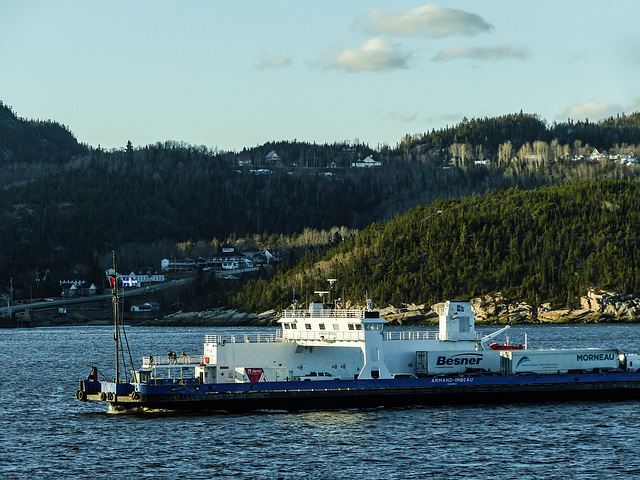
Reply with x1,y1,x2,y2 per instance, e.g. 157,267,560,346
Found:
14,312,638,328
5,289,638,328
4,299,639,328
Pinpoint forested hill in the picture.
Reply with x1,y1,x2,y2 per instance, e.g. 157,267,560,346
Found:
397,112,640,161
0,102,89,188
229,179,640,313
1,103,640,291
0,142,558,273
0,102,88,165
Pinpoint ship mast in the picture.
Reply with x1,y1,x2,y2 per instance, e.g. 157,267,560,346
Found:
111,251,120,383
108,251,137,384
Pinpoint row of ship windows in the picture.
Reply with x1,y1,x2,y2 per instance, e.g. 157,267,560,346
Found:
282,322,364,331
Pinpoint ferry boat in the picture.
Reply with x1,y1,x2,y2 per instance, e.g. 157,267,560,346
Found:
76,271,640,412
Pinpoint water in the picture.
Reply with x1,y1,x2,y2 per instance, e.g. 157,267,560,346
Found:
2,323,640,479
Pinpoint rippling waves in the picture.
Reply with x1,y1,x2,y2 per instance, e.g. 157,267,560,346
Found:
2,324,640,479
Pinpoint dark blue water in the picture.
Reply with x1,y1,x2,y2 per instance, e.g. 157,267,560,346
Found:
2,323,640,479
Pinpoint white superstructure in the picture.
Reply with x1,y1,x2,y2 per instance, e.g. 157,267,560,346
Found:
190,299,500,384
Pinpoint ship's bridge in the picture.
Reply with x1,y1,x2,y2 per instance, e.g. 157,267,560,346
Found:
278,302,379,343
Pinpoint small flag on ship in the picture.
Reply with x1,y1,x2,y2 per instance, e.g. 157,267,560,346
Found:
106,268,117,287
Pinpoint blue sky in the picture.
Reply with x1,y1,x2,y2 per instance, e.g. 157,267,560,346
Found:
2,1,639,152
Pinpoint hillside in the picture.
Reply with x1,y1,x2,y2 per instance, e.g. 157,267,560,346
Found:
1,104,640,307
0,102,89,187
229,179,640,313
398,111,640,163
0,140,566,277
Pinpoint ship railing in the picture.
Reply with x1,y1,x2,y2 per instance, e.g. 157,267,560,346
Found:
204,332,283,345
384,331,439,341
141,354,205,367
282,309,365,319
283,330,365,342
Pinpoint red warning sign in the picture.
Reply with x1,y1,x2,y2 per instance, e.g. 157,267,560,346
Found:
245,368,267,382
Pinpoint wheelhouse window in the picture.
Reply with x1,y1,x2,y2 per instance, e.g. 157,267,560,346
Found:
319,323,326,330
305,323,312,330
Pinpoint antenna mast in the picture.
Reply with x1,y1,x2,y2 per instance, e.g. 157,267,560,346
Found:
111,251,120,383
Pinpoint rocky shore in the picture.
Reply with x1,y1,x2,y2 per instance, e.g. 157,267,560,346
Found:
381,289,640,325
153,289,640,327
151,308,277,326
15,289,639,328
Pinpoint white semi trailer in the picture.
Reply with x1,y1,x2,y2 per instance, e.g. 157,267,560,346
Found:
500,348,620,374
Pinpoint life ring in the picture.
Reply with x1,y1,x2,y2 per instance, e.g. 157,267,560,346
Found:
77,390,86,401
107,392,114,401
131,392,141,401
99,392,107,401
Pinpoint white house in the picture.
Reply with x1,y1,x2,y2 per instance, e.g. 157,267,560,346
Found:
265,151,281,163
130,302,161,312
351,155,382,168
214,248,253,270
590,149,609,160
121,268,165,286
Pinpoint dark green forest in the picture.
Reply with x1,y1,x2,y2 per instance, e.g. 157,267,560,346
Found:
1,140,635,278
397,111,640,161
1,101,640,312
0,102,89,188
0,102,88,165
229,179,640,312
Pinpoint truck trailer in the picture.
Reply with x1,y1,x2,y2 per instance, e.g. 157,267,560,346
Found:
416,350,501,376
500,348,620,374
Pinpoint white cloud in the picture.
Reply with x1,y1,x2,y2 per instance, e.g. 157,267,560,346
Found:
433,45,529,61
255,55,292,70
354,4,493,38
330,37,410,73
558,101,624,121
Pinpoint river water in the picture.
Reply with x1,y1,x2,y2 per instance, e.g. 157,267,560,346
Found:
2,323,640,479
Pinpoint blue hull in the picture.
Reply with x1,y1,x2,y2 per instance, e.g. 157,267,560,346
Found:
77,372,640,412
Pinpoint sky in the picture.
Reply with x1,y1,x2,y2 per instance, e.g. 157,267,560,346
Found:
2,1,639,152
